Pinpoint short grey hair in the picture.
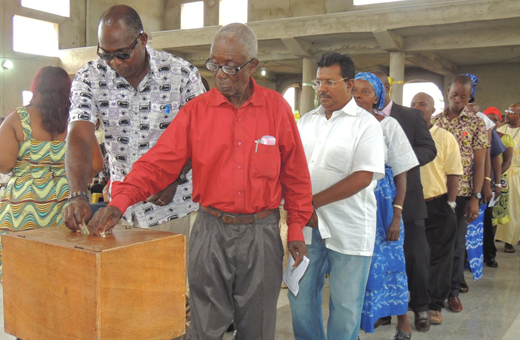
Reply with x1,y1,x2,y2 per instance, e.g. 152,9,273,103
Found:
211,23,258,60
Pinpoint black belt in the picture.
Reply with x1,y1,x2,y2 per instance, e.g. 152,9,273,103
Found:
425,194,446,202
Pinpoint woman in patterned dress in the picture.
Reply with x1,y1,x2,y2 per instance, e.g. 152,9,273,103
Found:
496,103,520,252
0,66,72,278
353,73,419,340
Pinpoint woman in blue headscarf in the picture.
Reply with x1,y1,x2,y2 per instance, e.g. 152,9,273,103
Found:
354,73,419,340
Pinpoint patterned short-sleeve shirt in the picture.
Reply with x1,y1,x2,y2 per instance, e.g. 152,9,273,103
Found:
432,106,489,197
69,46,205,227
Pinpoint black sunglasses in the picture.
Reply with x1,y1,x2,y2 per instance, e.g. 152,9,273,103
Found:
97,31,143,61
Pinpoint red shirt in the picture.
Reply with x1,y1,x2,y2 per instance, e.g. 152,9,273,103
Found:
109,79,313,242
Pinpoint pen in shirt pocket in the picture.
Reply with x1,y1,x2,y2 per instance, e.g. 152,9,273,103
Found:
255,135,276,153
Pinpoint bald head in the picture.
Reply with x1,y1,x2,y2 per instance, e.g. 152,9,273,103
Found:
98,5,143,40
411,92,435,126
372,71,391,106
211,23,257,60
505,102,520,127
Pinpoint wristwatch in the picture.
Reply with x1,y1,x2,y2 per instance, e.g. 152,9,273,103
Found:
176,173,189,184
447,201,457,210
471,192,482,200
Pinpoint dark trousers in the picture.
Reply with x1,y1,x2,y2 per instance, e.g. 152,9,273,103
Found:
483,206,497,261
449,196,470,298
425,195,457,311
403,219,430,313
188,209,283,340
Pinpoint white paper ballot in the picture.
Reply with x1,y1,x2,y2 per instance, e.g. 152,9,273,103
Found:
488,192,498,207
283,255,310,296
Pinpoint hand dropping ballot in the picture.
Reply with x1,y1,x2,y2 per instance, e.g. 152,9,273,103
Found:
255,135,276,153
283,255,310,296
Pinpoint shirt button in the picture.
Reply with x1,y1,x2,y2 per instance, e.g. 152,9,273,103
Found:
237,165,242,170
238,141,242,146
237,191,242,196
238,118,242,123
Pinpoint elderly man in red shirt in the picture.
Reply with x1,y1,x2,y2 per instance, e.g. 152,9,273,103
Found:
84,23,313,340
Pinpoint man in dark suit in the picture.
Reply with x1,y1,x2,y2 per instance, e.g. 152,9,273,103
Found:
373,72,437,332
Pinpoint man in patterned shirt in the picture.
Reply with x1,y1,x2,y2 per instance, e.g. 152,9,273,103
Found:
64,5,205,235
432,75,489,313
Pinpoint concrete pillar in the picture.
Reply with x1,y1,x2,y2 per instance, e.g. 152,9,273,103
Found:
163,0,181,30
300,58,317,115
204,0,219,26
389,52,405,105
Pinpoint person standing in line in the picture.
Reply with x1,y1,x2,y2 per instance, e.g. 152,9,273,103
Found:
411,92,462,325
354,72,418,340
496,103,520,253
484,107,514,262
290,52,385,340
432,75,489,313
373,71,437,332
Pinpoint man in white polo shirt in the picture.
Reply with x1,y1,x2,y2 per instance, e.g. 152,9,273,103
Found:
289,52,384,340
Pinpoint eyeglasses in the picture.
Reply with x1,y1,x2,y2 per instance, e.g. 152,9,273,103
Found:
505,109,519,115
205,58,254,75
97,31,144,61
311,77,349,89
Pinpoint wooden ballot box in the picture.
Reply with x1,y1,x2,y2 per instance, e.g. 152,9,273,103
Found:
2,225,186,340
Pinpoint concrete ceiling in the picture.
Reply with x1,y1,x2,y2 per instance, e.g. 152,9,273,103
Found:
59,0,520,80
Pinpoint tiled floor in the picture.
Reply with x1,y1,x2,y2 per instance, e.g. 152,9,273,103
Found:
3,247,520,340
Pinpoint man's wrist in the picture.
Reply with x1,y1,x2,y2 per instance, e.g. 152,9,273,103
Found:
175,172,189,184
108,195,132,216
68,191,89,201
471,192,482,200
447,200,457,210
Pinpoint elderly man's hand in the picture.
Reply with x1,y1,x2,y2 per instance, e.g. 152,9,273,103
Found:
147,181,179,206
63,197,93,232
87,206,122,236
288,240,308,268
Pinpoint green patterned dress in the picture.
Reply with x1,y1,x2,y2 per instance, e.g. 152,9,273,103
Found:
0,107,69,277
492,133,514,225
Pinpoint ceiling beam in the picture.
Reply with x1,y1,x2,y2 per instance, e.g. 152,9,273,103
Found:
150,1,520,49
405,52,458,76
405,28,520,52
373,30,404,51
281,37,313,58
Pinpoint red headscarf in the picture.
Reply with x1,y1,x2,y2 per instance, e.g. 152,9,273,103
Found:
484,107,502,121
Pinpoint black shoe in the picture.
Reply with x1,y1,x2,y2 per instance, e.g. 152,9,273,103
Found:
485,258,499,267
414,311,430,332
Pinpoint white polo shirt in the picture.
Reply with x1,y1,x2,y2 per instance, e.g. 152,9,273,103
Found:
297,98,385,256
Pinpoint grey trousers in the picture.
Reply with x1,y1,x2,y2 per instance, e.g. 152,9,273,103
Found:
188,208,283,340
